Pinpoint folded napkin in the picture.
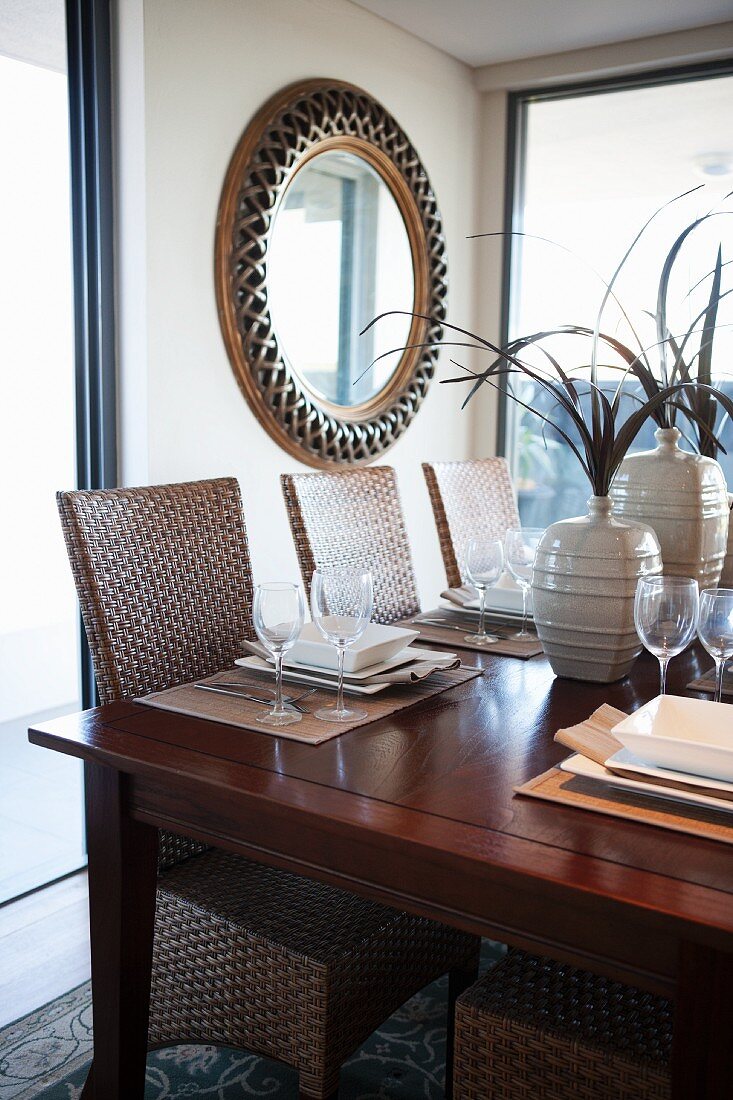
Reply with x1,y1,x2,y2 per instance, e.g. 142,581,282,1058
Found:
440,579,528,619
239,638,460,684
441,584,479,608
555,704,733,802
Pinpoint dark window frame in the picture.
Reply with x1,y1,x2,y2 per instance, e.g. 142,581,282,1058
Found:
66,0,117,708
497,56,733,458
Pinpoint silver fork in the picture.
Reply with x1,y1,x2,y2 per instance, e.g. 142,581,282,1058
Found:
195,684,317,713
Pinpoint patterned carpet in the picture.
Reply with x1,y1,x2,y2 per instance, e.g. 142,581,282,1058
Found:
0,942,503,1099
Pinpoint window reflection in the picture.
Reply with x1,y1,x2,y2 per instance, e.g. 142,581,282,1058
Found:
269,150,414,408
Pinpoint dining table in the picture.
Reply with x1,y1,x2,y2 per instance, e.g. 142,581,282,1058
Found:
28,642,733,1099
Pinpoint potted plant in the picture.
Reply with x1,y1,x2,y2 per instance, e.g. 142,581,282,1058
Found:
609,208,733,585
362,194,733,681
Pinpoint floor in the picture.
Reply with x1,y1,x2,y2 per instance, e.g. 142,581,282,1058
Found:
0,707,86,904
0,871,90,1029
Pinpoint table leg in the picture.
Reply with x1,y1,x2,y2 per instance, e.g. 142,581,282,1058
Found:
672,941,733,1098
81,762,159,1100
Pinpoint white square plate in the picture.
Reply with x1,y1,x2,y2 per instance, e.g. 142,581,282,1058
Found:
288,621,419,673
282,645,456,681
235,655,387,695
559,752,733,813
441,574,533,618
612,695,733,783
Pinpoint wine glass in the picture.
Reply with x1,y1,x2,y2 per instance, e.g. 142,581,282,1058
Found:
463,538,504,645
252,582,305,726
697,588,733,702
504,528,543,639
634,575,699,696
310,567,374,723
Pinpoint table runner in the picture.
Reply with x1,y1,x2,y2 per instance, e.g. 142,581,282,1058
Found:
137,664,482,745
404,612,544,658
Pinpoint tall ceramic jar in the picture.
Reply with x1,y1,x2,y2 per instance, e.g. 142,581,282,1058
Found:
611,427,729,586
531,496,662,683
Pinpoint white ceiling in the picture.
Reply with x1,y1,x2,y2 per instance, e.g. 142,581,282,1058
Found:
350,0,733,67
0,0,65,73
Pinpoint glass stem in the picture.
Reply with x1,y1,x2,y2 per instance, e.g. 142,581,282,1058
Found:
477,587,486,639
336,647,345,716
659,654,669,696
715,657,725,703
521,586,528,635
273,651,285,715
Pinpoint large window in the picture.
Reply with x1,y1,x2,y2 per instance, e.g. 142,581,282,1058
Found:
0,0,116,903
503,67,733,528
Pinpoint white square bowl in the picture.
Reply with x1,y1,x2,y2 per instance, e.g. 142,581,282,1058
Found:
287,621,420,673
612,695,733,782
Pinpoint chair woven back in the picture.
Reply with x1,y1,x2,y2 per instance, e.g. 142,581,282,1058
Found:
422,458,521,589
57,478,255,871
57,478,255,703
281,468,420,624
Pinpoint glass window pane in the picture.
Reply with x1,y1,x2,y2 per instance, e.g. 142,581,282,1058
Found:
0,35,85,901
508,73,733,528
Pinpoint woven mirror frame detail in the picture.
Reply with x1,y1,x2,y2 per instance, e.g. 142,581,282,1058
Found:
215,79,447,468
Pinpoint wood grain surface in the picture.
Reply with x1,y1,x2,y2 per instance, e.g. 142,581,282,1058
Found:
29,643,733,1099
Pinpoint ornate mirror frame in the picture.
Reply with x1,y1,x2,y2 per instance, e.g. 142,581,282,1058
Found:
215,79,447,468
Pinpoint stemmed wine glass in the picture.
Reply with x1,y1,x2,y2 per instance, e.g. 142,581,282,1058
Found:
463,538,504,645
697,588,733,702
252,582,305,726
310,567,374,723
634,575,699,695
504,528,543,639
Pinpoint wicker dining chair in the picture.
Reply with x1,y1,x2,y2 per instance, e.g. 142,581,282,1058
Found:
281,467,421,624
57,477,480,1100
453,950,672,1100
422,458,521,589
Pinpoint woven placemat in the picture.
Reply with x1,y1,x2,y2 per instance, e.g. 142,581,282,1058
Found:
688,666,733,697
515,765,733,844
137,664,482,745
404,613,543,659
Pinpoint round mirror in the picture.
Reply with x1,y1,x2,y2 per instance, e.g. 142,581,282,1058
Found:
268,150,415,409
215,80,446,467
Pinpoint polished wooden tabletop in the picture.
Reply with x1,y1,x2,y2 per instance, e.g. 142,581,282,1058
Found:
29,643,733,1098
30,645,732,951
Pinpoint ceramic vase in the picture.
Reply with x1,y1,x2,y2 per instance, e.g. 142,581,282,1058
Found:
721,492,733,586
531,496,662,683
610,427,729,586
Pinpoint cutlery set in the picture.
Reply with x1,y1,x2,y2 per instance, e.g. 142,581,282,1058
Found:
195,682,318,713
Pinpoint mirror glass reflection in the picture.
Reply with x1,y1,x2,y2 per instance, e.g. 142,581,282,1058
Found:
268,149,415,408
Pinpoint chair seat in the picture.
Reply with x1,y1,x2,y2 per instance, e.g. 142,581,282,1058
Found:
149,849,479,1098
454,950,672,1100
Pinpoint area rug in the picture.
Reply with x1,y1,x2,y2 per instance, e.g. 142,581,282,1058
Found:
1,942,503,1099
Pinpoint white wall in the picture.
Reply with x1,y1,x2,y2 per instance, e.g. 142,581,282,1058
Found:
115,6,733,603
115,0,482,605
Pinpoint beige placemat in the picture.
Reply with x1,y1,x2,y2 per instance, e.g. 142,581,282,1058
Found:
515,765,733,844
136,664,482,745
404,614,543,659
688,666,733,698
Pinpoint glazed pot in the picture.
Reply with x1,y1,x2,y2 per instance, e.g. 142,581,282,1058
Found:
531,496,662,683
611,427,729,586
721,492,733,586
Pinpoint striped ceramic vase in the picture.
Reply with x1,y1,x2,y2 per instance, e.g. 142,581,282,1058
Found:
531,495,662,683
611,428,729,587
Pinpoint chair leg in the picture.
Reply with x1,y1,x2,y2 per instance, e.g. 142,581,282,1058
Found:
445,958,480,1100
299,1093,338,1100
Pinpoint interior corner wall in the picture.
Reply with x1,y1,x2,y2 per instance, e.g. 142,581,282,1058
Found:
470,88,508,460
114,0,484,602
